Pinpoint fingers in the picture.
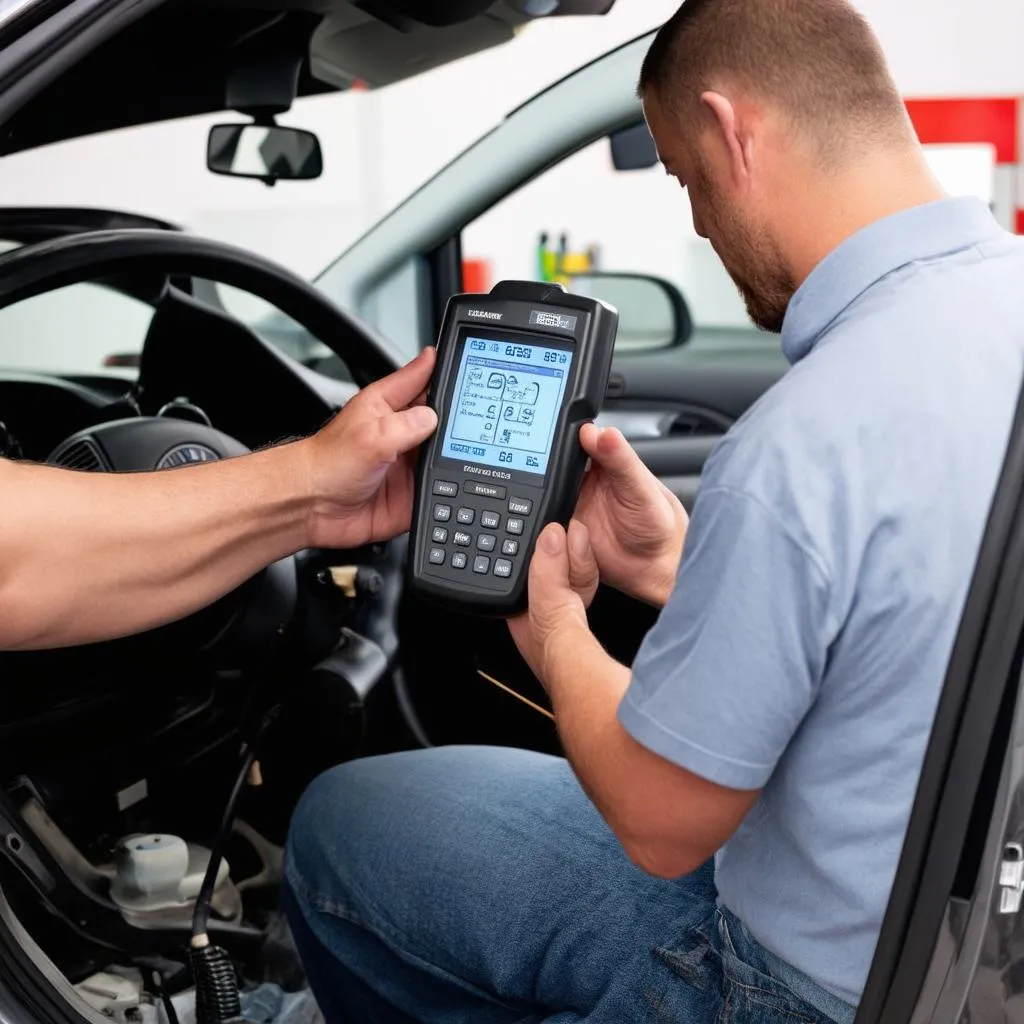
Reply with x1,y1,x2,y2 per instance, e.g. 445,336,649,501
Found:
579,424,656,504
371,347,436,410
566,518,599,608
529,522,596,614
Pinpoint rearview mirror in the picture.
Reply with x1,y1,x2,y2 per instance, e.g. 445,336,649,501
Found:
207,124,323,183
565,272,692,351
609,121,659,172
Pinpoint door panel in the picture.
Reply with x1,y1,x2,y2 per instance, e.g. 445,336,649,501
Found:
600,349,788,508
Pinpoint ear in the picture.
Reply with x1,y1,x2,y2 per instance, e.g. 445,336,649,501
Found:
700,90,752,189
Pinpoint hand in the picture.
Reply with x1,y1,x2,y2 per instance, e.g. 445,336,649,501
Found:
508,519,600,687
301,347,438,549
573,423,687,607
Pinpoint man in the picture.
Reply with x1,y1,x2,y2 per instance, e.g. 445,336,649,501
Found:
283,1,1024,1022
0,349,439,650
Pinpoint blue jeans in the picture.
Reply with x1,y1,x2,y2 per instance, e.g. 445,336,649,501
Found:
283,746,856,1024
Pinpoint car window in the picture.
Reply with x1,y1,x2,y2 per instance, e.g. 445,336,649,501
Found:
0,241,153,377
460,136,764,357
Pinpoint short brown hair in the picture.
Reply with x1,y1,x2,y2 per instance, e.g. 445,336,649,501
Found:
639,0,911,154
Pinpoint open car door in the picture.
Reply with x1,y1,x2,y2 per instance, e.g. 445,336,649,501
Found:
858,380,1024,1021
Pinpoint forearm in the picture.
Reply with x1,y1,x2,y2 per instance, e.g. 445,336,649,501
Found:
544,627,737,878
0,443,313,650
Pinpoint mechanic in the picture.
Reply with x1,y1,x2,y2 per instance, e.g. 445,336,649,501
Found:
282,0,1024,1022
0,348,438,650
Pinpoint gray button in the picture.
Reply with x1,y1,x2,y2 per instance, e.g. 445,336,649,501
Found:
502,539,519,556
433,504,452,522
465,480,507,500
451,552,468,569
506,517,524,535
477,533,496,552
473,555,490,574
481,510,500,529
508,497,533,516
433,480,458,497
428,547,445,565
456,507,476,525
494,559,513,578
454,531,472,547
432,526,448,544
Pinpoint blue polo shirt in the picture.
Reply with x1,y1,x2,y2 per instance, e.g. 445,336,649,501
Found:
620,197,1024,1008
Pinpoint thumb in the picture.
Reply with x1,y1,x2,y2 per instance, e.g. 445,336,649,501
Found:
566,518,599,608
579,424,652,505
368,404,438,463
371,346,437,411
528,523,575,613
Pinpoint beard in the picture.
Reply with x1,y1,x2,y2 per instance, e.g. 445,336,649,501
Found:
693,162,797,333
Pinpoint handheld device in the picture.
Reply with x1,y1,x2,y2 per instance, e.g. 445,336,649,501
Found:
408,280,618,616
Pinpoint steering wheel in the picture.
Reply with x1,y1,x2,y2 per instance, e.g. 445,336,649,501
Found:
0,229,405,660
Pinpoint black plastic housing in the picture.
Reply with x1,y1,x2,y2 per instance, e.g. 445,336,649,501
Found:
408,280,618,616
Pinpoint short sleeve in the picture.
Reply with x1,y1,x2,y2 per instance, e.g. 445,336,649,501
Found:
618,486,835,790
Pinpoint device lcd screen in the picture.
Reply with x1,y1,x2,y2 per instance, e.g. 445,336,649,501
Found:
439,334,574,475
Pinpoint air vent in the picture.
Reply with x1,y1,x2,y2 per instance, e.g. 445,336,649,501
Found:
51,438,107,472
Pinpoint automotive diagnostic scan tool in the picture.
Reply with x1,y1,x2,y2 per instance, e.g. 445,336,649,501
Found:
408,280,618,616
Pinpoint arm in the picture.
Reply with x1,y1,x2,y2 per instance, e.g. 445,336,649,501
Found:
544,618,759,878
512,522,758,877
0,446,309,649
512,484,833,878
0,348,437,650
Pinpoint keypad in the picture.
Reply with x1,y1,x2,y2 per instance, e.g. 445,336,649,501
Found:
424,476,537,584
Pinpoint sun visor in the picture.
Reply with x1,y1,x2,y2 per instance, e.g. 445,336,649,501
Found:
310,0,617,90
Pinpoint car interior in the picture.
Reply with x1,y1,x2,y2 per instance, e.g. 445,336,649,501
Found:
0,0,810,1021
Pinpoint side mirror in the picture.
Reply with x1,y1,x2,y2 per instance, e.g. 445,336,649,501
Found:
609,121,659,172
565,272,692,351
207,124,323,183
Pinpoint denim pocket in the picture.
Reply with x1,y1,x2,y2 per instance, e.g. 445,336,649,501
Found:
717,913,830,1024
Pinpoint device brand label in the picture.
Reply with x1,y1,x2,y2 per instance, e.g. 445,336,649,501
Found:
464,464,511,480
530,310,577,331
467,309,503,320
